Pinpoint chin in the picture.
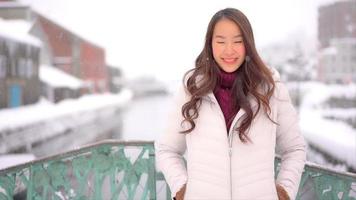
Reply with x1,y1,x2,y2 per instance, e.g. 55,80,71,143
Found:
222,64,240,72
222,67,239,73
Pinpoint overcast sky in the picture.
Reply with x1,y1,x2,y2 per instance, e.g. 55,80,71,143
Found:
18,0,337,81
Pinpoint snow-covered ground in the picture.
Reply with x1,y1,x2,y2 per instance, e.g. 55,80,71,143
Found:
295,82,356,170
322,108,356,119
0,89,133,169
0,89,133,132
299,82,356,108
301,109,356,169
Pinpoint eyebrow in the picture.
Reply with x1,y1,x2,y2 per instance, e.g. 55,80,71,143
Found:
214,35,243,39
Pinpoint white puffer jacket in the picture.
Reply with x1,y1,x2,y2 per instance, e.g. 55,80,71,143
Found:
156,69,306,200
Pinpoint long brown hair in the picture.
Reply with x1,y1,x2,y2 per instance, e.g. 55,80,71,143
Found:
181,8,276,143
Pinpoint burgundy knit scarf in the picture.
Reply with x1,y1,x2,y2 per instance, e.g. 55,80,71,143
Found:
213,70,239,133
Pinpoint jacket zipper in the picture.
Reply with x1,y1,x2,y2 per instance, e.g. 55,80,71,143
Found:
206,94,241,200
228,115,243,199
228,128,233,200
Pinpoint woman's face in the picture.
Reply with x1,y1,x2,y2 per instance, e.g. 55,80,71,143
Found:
212,18,246,73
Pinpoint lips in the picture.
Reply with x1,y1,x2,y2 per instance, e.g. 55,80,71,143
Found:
222,58,237,64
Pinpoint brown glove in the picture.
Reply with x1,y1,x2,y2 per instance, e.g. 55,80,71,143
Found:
276,184,290,200
173,184,186,200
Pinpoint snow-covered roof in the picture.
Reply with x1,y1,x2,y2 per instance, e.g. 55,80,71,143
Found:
330,37,356,45
0,1,29,8
0,18,42,47
320,46,337,56
39,65,85,89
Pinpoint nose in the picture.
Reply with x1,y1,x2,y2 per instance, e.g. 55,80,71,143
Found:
223,43,235,55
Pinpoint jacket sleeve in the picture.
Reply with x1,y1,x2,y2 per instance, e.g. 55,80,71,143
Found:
155,85,189,198
275,82,307,200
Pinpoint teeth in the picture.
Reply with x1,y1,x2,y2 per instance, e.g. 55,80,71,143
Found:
224,58,236,62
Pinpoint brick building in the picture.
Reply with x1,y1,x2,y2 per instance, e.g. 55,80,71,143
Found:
32,14,109,93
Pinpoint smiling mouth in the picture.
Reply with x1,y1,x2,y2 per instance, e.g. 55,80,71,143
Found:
222,58,237,64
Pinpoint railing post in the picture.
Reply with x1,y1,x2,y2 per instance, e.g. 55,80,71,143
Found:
148,144,157,200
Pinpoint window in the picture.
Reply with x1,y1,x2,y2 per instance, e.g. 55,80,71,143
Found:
10,58,16,77
352,55,356,62
0,55,6,78
17,58,26,78
331,55,336,63
26,59,33,78
15,58,34,78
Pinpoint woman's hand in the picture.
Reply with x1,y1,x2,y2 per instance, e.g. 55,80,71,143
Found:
276,184,290,200
174,184,186,200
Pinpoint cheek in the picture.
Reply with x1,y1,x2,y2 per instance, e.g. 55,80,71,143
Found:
212,44,223,58
236,45,246,55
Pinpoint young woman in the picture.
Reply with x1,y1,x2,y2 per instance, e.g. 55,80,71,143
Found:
156,8,306,200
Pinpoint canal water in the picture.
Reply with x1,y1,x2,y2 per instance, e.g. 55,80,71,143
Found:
121,94,174,142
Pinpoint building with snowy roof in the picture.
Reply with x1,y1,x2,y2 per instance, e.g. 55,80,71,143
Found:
0,18,41,109
30,13,109,93
39,65,86,102
0,0,110,95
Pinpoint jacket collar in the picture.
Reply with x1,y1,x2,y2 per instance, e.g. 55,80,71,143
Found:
195,66,280,110
205,92,258,110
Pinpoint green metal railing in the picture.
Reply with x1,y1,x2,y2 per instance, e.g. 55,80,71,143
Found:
0,140,355,200
275,158,356,200
0,141,166,200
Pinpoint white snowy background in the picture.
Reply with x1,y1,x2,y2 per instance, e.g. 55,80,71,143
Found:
0,0,355,175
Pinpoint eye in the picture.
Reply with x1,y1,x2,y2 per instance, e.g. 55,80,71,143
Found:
234,41,243,44
216,41,225,44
